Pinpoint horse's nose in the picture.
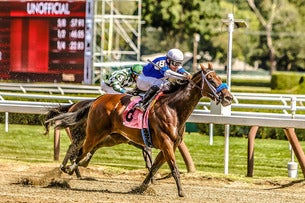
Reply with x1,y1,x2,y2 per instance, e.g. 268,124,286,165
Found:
221,94,233,106
226,95,233,102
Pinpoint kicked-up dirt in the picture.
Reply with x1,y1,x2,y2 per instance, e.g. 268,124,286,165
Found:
0,159,305,203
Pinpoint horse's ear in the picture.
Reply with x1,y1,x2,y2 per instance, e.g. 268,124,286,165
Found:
208,62,214,70
200,63,207,71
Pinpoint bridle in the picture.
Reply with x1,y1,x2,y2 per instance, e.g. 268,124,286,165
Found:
189,69,228,104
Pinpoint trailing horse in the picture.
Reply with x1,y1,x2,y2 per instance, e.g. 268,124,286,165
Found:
48,63,233,197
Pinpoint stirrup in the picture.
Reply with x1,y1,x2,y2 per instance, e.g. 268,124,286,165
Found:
134,103,145,112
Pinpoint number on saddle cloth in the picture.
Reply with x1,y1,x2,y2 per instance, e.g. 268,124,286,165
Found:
126,108,136,122
122,96,152,147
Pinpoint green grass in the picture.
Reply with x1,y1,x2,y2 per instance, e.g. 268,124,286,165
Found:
0,124,304,179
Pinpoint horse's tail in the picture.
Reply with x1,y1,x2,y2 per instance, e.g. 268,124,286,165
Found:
43,104,74,135
45,101,92,130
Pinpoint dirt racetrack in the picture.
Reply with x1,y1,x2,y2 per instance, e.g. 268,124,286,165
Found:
0,159,305,203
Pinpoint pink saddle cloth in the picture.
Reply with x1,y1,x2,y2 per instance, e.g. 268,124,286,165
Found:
122,97,149,129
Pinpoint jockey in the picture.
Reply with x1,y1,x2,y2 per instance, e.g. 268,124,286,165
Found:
135,48,191,111
101,64,143,94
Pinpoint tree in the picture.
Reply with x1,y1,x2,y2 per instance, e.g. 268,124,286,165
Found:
140,0,305,72
246,0,279,73
246,0,305,72
141,0,222,57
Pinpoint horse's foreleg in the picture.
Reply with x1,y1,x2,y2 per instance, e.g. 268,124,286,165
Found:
168,160,184,197
163,144,185,197
139,151,166,191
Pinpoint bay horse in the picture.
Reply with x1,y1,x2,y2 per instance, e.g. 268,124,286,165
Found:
49,63,233,197
44,100,196,178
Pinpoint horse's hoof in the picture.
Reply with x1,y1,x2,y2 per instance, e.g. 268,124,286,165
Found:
130,184,148,194
67,170,74,175
78,161,89,167
178,190,186,197
60,165,68,174
65,167,75,175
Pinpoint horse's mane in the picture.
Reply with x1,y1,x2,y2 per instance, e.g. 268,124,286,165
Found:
163,80,189,94
164,70,202,93
161,70,202,103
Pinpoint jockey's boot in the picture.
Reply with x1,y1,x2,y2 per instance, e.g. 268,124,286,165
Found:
135,85,160,111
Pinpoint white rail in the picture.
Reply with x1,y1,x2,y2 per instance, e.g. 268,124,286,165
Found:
0,91,304,127
0,82,104,95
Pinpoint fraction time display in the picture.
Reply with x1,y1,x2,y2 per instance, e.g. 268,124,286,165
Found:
0,1,86,82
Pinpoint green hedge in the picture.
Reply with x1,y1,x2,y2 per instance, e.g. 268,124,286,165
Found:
271,71,305,91
0,113,44,125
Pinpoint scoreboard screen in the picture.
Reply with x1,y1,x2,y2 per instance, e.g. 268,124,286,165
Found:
0,0,86,82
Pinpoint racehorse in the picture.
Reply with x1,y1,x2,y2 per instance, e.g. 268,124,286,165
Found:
48,63,233,197
44,99,153,178
45,100,196,178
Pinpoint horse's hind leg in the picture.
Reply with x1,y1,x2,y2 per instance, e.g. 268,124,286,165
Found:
66,132,103,174
78,147,97,167
61,142,81,176
68,146,82,178
60,144,74,173
128,141,153,170
64,124,87,178
142,146,153,170
61,130,85,178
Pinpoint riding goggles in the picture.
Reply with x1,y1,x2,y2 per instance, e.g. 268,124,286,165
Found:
170,60,182,67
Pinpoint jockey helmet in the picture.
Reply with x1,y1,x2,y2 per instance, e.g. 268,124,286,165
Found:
167,48,184,64
130,64,143,76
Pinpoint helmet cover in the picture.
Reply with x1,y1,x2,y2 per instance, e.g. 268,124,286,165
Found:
131,64,143,75
167,48,184,62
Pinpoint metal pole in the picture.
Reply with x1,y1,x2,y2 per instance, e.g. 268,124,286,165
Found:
226,13,234,90
84,0,94,84
137,0,142,61
224,124,230,174
224,13,234,175
5,112,8,132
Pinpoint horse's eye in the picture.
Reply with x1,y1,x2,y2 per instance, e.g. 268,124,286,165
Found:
209,79,217,87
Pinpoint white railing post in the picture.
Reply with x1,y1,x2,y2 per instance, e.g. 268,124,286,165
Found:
5,112,8,132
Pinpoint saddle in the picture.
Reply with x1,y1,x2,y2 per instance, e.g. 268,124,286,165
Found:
122,92,163,147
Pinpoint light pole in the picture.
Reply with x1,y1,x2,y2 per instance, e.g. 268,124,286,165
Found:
222,13,247,175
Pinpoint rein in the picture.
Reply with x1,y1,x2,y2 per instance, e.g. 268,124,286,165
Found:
188,70,228,103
